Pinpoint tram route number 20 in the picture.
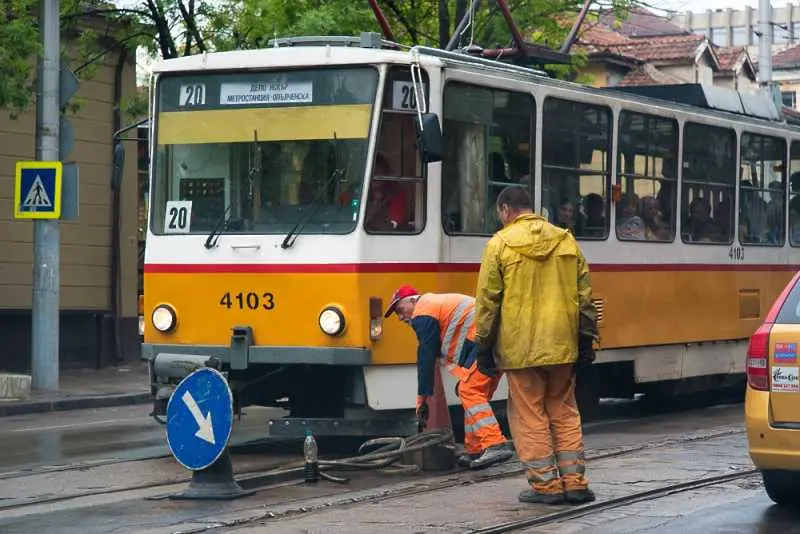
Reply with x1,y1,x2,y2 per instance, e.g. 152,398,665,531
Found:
220,292,275,311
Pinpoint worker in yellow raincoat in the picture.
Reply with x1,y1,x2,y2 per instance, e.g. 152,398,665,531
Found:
474,185,599,506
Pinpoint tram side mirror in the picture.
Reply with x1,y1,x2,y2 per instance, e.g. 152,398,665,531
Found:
415,112,443,164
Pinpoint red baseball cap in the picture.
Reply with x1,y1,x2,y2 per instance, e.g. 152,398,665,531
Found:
384,285,420,318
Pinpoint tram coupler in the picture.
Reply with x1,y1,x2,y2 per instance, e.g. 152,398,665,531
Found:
167,449,255,501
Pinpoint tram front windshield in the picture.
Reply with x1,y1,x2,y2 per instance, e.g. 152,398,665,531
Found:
150,67,379,237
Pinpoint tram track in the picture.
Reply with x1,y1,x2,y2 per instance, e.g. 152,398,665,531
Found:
470,469,760,533
0,423,745,521
164,424,747,533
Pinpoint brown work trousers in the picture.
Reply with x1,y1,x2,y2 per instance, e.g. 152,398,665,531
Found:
506,363,588,495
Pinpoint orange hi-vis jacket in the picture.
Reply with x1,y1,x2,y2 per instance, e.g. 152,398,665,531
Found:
410,293,478,397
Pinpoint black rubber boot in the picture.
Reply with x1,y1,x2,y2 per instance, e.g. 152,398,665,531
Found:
469,444,513,470
518,489,566,505
457,453,479,468
565,488,596,504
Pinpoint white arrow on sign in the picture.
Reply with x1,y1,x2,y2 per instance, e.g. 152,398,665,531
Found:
182,390,216,445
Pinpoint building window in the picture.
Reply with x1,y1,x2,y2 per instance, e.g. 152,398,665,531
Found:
541,97,611,240
441,83,535,235
616,111,678,242
709,27,727,46
732,26,750,46
681,123,736,245
782,91,796,109
739,133,787,246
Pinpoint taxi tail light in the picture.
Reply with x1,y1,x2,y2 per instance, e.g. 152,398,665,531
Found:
369,297,383,340
746,324,771,391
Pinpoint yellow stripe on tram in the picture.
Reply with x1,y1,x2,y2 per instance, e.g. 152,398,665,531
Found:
157,104,373,145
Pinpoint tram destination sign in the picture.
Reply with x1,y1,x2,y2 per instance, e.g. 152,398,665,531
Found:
219,81,313,105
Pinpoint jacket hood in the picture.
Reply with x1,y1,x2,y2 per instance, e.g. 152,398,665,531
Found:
498,213,570,260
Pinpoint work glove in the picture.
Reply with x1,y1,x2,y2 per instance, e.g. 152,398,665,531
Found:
416,395,429,429
477,348,498,377
578,334,596,364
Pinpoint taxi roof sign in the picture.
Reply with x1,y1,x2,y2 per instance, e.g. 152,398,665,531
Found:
15,161,62,219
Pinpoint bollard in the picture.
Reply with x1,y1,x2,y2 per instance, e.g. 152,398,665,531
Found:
164,367,254,500
169,449,254,500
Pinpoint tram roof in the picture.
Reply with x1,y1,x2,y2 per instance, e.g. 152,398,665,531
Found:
149,32,800,132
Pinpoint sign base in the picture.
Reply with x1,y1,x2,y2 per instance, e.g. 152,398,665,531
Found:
168,450,255,501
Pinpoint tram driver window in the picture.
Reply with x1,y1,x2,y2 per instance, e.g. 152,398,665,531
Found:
680,123,736,245
787,141,800,246
364,70,427,234
441,83,534,235
739,133,786,246
616,111,677,242
541,98,610,240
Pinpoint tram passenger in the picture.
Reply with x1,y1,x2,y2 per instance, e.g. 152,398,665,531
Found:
578,193,606,238
639,196,670,240
365,154,410,231
474,185,598,505
555,199,577,233
685,197,721,242
615,192,645,239
383,286,513,470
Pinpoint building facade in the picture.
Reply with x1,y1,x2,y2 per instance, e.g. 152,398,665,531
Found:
0,20,140,373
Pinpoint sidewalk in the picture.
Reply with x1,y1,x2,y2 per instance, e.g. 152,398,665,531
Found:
0,362,151,417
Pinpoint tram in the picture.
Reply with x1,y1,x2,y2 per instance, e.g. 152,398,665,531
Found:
142,32,800,434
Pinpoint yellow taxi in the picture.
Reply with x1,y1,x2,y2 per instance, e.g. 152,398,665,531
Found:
746,269,800,507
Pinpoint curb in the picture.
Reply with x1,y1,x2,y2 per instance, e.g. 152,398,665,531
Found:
0,391,152,418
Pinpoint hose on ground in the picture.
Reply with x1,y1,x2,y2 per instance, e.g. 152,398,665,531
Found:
244,428,455,484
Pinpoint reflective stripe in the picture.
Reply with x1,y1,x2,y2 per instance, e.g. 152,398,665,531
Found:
556,451,585,463
526,468,559,483
440,299,471,356
464,403,491,417
559,463,586,475
465,416,498,433
522,455,557,470
452,309,474,364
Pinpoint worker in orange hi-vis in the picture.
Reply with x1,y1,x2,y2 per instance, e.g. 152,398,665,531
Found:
474,185,599,506
384,286,512,469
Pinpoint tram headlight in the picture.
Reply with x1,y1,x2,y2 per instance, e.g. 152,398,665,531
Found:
319,306,346,336
152,304,177,333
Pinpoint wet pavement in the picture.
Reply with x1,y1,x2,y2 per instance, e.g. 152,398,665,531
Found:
0,402,768,534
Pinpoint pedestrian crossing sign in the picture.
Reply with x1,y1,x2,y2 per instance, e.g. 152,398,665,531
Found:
14,161,62,219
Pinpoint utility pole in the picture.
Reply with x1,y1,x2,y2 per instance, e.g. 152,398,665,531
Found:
758,0,773,99
32,0,61,390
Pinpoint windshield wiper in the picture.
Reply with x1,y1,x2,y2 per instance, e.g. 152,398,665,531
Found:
204,203,233,249
281,167,343,249
281,132,345,249
204,130,261,249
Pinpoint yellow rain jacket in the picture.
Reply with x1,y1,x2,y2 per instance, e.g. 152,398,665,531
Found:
474,213,598,370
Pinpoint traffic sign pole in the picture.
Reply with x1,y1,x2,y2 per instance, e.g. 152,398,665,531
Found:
165,367,254,500
32,0,60,391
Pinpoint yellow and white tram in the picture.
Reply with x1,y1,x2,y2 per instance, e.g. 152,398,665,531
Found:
142,33,800,433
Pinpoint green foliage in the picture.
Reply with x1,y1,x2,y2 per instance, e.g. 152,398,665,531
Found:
0,0,39,118
0,0,649,116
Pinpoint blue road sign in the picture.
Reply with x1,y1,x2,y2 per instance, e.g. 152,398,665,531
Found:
166,367,234,471
14,161,63,219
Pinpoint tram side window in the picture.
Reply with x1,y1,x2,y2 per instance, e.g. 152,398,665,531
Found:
365,69,427,234
616,111,677,242
681,123,736,244
441,83,534,235
790,141,800,246
739,133,786,246
542,98,610,240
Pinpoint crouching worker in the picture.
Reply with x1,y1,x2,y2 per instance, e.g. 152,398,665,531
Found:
384,285,512,469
